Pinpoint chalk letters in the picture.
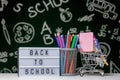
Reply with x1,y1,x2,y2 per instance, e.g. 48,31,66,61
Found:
41,21,52,35
13,3,23,12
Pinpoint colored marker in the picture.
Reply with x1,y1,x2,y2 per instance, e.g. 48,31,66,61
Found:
57,33,63,48
63,31,69,73
54,33,60,48
74,35,79,48
69,35,77,73
68,34,73,48
61,35,65,48
69,54,75,73
61,34,65,73
96,38,101,50
66,34,73,73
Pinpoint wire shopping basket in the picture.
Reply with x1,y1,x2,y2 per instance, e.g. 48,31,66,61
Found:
77,32,108,76
77,51,108,76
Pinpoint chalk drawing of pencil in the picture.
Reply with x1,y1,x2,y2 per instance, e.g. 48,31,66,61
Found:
1,18,11,45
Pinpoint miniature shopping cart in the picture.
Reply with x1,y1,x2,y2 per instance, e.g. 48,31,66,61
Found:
77,51,108,76
77,32,108,76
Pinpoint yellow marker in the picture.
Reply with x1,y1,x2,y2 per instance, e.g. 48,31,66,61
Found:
101,56,109,66
104,61,109,66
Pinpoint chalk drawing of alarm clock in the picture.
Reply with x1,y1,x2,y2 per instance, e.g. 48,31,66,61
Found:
13,22,35,43
59,8,73,23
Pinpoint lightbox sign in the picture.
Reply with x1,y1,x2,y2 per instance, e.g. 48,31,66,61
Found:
18,47,60,76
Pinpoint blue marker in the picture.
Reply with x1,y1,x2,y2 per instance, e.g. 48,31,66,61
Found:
63,32,69,73
74,35,79,48
54,33,60,48
60,35,65,73
96,39,101,50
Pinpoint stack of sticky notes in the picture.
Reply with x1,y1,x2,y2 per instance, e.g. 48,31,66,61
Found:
79,32,94,52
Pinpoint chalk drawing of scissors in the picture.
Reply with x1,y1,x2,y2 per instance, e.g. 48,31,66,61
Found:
1,18,11,45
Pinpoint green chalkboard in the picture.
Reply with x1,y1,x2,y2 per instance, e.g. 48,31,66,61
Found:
0,0,120,73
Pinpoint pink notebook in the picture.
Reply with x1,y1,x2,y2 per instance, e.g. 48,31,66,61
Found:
79,32,94,52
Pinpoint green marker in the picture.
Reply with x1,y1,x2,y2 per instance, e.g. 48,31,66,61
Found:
69,35,77,68
71,35,77,48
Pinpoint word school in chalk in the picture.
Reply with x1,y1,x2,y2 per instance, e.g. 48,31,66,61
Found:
28,0,69,18
13,0,70,18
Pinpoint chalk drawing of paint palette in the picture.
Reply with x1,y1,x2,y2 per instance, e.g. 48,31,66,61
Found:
13,22,35,43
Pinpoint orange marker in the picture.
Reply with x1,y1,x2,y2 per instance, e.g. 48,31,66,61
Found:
65,34,73,73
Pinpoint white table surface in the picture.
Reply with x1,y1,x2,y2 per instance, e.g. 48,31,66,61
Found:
0,73,120,80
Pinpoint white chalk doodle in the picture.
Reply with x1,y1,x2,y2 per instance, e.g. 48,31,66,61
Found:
0,58,7,63
108,30,111,34
14,51,18,58
9,52,14,57
118,20,120,24
110,60,120,73
43,0,69,11
4,51,17,58
97,24,107,37
86,0,118,20
9,51,18,58
78,14,95,22
0,51,8,64
0,51,8,58
1,18,11,45
13,22,35,43
59,7,72,23
43,34,54,45
116,36,120,42
13,3,23,12
56,27,63,34
12,66,17,72
28,0,70,18
110,28,120,42
69,28,77,34
99,42,111,57
0,0,8,12
98,24,120,42
85,26,91,32
40,21,52,35
79,26,91,32
0,51,17,59
0,68,12,73
112,28,119,35
40,21,53,45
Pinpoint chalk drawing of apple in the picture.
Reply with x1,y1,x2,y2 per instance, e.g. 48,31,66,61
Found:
59,8,73,23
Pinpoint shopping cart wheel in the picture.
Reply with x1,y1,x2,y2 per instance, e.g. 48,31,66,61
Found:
79,71,84,77
80,73,84,77
100,72,104,76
